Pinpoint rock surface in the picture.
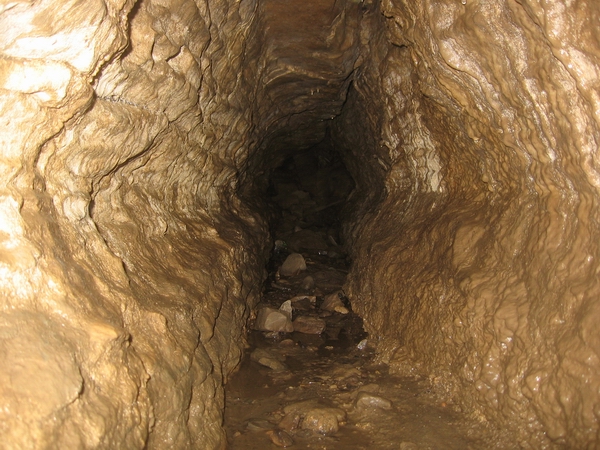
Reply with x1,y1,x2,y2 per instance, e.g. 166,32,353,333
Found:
279,253,308,277
254,306,294,333
293,316,327,335
1,0,599,447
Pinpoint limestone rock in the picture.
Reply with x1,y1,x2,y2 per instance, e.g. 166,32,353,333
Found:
292,316,326,334
250,348,287,371
354,392,393,411
254,307,294,333
267,429,294,447
301,407,347,435
279,253,307,277
321,291,345,312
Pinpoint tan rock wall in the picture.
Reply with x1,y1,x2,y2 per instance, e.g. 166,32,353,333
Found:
0,0,266,448
339,0,600,447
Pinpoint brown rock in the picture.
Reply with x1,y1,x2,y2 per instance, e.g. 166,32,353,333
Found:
354,392,393,410
321,291,345,312
267,429,294,447
254,307,294,333
292,316,326,334
301,407,347,435
279,253,307,277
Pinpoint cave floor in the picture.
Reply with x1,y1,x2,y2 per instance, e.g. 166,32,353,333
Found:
224,247,503,449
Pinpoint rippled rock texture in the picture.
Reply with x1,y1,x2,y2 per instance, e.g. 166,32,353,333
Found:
1,0,267,447
338,0,600,447
1,0,599,448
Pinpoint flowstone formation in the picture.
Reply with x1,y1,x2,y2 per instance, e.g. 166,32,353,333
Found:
336,0,600,448
1,0,599,448
0,0,267,448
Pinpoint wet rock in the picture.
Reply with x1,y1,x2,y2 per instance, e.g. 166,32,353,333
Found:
267,429,294,447
321,291,345,312
254,307,294,333
292,316,326,334
250,348,287,371
279,412,302,431
301,275,315,290
301,407,346,435
279,300,293,320
354,391,393,410
279,253,307,277
246,419,275,431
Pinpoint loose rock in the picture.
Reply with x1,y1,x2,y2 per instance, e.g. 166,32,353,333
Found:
301,407,346,435
279,253,307,277
355,391,393,410
293,316,326,334
301,275,315,290
250,348,287,371
267,429,294,447
279,300,293,320
254,307,294,333
321,291,345,312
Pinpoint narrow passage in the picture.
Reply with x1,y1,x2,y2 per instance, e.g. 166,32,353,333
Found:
224,149,505,449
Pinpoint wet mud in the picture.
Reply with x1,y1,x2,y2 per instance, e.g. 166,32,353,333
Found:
224,249,508,449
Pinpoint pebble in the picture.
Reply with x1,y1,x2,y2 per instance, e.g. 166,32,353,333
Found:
293,316,326,334
267,429,294,447
399,442,419,450
279,253,307,277
354,391,393,410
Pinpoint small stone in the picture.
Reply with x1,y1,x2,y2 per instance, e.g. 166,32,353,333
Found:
333,305,349,314
279,412,301,431
321,291,345,312
279,300,293,320
254,307,293,333
267,429,294,447
301,407,346,435
292,316,326,334
279,253,306,277
301,275,315,290
354,391,393,410
250,348,287,371
357,339,368,350
246,419,274,431
399,442,419,450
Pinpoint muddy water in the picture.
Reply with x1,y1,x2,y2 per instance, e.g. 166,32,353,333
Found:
224,249,506,449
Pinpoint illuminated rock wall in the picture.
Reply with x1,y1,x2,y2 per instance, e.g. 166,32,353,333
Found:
338,0,600,447
1,0,599,447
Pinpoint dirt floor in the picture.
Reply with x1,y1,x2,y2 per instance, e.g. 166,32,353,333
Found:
224,246,508,449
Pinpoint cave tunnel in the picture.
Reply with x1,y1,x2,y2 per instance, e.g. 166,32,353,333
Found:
1,0,599,448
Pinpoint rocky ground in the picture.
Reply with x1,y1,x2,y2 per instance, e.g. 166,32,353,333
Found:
224,241,508,449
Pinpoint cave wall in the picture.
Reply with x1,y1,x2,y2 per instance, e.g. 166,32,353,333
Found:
337,0,600,447
0,0,268,448
0,0,362,447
